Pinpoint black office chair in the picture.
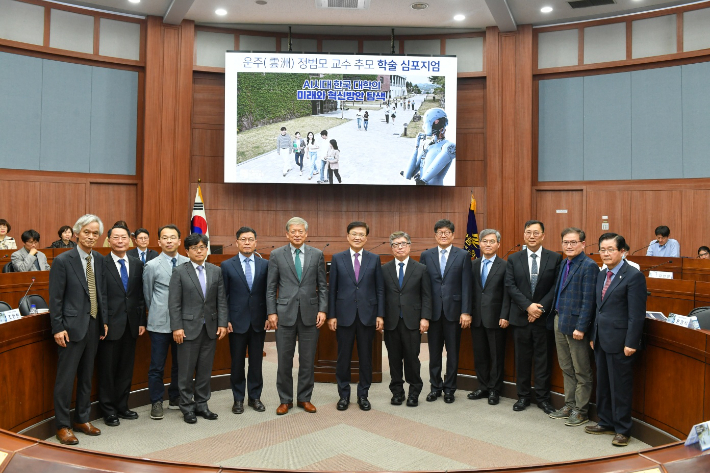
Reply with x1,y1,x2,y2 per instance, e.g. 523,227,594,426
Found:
2,262,15,273
18,295,48,317
688,306,710,330
0,301,11,312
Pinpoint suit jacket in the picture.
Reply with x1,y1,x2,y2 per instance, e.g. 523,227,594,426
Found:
591,261,647,354
168,261,228,341
328,250,384,326
419,246,472,322
49,248,107,341
382,258,432,331
505,248,562,327
11,247,51,272
221,253,269,334
471,257,510,329
128,248,159,264
103,254,145,341
143,253,190,333
266,244,328,326
550,252,598,334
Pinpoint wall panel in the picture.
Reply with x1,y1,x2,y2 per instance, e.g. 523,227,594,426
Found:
0,0,44,46
681,61,710,178
87,183,138,233
534,190,584,247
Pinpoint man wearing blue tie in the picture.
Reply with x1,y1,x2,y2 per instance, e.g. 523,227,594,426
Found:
222,227,269,415
128,228,158,264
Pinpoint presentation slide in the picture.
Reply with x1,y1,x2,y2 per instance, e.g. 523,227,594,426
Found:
224,52,458,186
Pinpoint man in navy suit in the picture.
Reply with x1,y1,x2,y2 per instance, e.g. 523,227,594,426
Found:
328,221,385,411
548,227,598,427
128,228,158,264
222,226,269,415
419,219,472,403
586,233,647,447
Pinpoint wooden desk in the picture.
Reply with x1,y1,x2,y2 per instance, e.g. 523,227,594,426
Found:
683,258,710,282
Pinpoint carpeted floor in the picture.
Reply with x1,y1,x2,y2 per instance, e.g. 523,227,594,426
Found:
46,341,650,471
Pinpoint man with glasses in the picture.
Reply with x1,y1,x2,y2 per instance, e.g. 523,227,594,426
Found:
11,229,51,272
328,221,385,411
419,219,472,403
548,228,598,427
382,231,431,407
505,220,562,414
169,233,228,424
143,224,189,420
128,228,158,264
221,227,269,415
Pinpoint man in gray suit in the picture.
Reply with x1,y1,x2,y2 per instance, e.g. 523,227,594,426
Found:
266,217,328,415
169,233,228,424
12,229,51,272
144,224,189,420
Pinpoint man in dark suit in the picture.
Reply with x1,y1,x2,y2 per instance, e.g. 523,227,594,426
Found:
50,214,108,445
266,217,328,415
382,231,431,407
468,229,510,406
586,233,647,447
505,219,562,414
419,219,472,403
548,227,598,427
328,221,385,411
222,226,269,415
97,225,145,427
128,228,158,264
168,233,228,424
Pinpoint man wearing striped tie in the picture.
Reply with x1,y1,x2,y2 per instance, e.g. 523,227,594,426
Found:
50,214,108,445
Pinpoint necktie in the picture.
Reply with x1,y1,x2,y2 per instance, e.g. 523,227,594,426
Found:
555,260,571,311
602,270,613,300
86,254,97,318
530,254,538,294
398,262,404,288
118,259,128,292
562,260,571,286
354,253,361,281
294,248,302,281
141,251,146,264
171,257,177,268
34,257,41,271
197,265,207,298
244,257,253,291
481,259,490,288
440,249,447,277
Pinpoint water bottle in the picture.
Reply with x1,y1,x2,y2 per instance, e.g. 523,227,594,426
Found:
29,304,38,315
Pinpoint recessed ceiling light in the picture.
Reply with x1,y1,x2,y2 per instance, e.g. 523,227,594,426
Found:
128,0,140,4
453,14,465,21
215,8,227,16
541,6,553,13
256,0,267,4
411,3,428,10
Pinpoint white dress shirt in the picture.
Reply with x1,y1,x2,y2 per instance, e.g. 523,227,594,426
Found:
110,252,129,277
394,256,410,279
480,254,497,275
350,248,364,270
526,247,543,280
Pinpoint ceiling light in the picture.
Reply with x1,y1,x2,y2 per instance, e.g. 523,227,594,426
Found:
453,14,465,21
256,0,267,4
215,8,227,16
411,3,428,10
541,6,553,13
128,0,140,4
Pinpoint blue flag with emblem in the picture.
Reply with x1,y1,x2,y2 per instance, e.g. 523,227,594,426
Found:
464,194,480,259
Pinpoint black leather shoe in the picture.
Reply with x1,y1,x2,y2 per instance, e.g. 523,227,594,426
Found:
232,400,244,414
426,390,442,402
391,394,405,405
406,396,418,407
196,408,219,420
538,401,555,415
104,415,120,427
513,398,531,411
488,390,500,405
336,398,350,411
357,396,371,411
117,410,138,420
248,398,266,412
183,412,197,424
443,393,455,403
467,389,489,400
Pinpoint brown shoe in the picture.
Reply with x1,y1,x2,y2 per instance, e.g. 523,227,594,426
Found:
73,422,101,436
276,402,293,415
612,433,630,446
56,428,78,445
585,424,615,435
297,401,317,413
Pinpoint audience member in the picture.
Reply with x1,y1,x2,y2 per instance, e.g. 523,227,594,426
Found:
128,228,158,264
0,219,16,250
11,229,51,272
646,225,679,257
50,225,77,248
698,246,710,259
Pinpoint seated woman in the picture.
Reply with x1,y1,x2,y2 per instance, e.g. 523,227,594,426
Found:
698,246,710,259
50,225,77,248
0,219,16,250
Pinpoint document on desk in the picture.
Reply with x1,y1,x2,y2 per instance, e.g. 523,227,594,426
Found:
685,421,710,451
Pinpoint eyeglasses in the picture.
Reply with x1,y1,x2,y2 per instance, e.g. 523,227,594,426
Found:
391,242,410,248
349,232,367,238
110,236,130,241
698,252,709,258
480,239,498,246
289,230,305,236
598,248,619,254
238,238,256,243
435,231,452,237
190,245,208,251
561,241,580,246
524,231,542,237
161,236,179,241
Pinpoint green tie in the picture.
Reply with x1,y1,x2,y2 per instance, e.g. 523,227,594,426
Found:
295,248,302,281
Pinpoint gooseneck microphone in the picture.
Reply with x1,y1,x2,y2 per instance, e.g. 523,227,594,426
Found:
503,244,521,258
632,242,655,255
322,243,330,252
585,242,599,254
20,277,36,315
368,242,388,252
644,260,674,273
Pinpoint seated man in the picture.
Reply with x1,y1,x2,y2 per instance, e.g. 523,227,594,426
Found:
646,226,679,257
12,229,51,272
698,246,710,259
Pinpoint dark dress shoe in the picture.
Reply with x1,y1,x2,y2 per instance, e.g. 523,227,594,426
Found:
585,424,616,435
117,409,138,420
337,398,350,411
538,401,555,415
232,400,244,414
406,396,418,407
297,401,317,413
184,412,197,424
73,422,101,436
248,398,266,412
612,433,630,446
104,415,120,427
56,428,79,445
488,391,500,405
276,402,293,415
513,398,531,411
196,408,218,420
425,390,442,402
357,397,371,411
443,393,455,403
391,394,405,405
467,389,489,400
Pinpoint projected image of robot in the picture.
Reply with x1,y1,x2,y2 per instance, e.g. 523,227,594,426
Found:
401,107,456,186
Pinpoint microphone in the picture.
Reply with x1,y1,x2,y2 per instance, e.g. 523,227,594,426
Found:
222,242,234,249
503,244,521,258
368,241,388,252
20,277,36,314
255,245,274,252
632,242,655,255
644,260,673,273
585,242,599,254
322,243,330,252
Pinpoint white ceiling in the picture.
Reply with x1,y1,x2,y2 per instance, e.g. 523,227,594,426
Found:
48,0,705,33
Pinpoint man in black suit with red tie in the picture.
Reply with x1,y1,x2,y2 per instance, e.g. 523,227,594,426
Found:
98,224,145,427
328,221,385,411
